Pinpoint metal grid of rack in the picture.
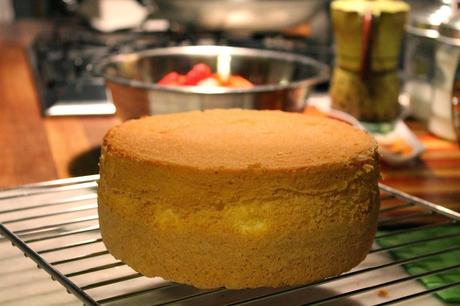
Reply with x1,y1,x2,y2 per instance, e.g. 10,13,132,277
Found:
1,175,460,305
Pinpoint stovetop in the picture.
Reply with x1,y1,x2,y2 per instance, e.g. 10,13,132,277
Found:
30,25,332,116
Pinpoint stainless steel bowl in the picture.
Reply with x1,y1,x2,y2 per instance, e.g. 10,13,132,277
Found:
94,45,329,120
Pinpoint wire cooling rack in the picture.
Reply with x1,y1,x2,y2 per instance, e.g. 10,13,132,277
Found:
1,175,460,306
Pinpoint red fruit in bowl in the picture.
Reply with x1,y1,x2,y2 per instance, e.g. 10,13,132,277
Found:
158,72,185,86
183,63,213,85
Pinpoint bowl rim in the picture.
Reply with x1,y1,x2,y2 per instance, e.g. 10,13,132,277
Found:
92,45,330,95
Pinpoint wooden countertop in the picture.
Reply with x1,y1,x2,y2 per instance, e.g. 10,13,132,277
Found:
0,21,120,187
1,21,459,211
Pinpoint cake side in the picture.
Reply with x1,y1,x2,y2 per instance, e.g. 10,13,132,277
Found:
98,155,379,288
99,149,378,209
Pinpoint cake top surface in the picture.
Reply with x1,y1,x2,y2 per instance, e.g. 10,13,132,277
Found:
104,109,377,170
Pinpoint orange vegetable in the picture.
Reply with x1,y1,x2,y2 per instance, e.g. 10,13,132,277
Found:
223,75,254,88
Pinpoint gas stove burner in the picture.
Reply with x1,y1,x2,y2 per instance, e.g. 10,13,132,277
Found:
30,30,116,116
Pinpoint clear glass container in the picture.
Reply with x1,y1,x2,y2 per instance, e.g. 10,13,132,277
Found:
404,2,453,121
430,42,460,140
429,11,460,141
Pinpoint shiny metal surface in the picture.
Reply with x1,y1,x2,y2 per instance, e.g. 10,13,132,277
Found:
154,0,324,32
94,45,329,119
406,3,453,38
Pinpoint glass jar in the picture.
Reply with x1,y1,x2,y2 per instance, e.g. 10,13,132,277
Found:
404,3,453,121
429,12,460,141
330,0,409,129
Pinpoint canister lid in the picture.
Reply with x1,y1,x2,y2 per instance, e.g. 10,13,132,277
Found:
331,0,409,14
406,4,452,38
439,12,460,45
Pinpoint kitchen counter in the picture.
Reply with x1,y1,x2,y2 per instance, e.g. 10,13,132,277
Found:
0,21,459,211
0,21,120,188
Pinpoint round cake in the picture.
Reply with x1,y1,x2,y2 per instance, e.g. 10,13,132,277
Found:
98,109,380,289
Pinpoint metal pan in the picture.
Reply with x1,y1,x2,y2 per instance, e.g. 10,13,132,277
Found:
154,0,325,32
93,45,329,119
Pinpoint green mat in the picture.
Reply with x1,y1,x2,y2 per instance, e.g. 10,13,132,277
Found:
377,224,460,303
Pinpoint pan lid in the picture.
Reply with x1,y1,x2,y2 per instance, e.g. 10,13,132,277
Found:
406,3,453,38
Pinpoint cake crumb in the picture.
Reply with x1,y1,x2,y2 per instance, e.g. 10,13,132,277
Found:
377,289,389,298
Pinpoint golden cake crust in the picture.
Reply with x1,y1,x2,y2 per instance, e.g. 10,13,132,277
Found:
98,109,380,289
103,109,376,170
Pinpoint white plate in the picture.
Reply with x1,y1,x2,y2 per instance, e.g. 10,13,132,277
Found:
307,95,425,166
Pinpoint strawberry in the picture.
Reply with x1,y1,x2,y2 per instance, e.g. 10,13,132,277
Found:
158,72,185,86
183,63,213,86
